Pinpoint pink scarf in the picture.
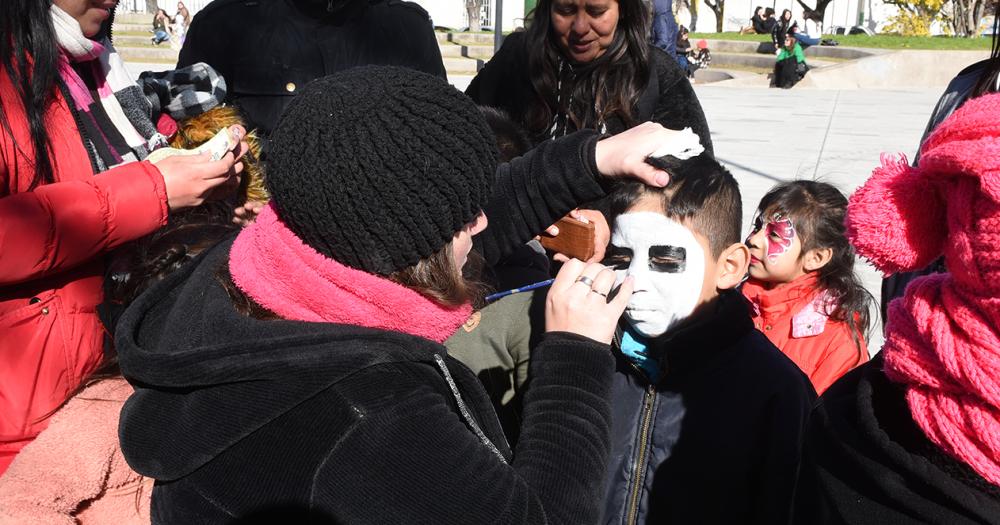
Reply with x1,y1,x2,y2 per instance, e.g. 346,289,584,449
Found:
883,270,1000,486
229,204,472,344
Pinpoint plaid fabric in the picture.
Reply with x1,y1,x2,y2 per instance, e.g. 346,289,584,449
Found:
140,62,227,121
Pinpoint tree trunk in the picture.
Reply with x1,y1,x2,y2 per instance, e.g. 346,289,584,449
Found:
145,0,157,14
950,0,989,37
690,0,699,31
467,0,483,31
705,0,724,31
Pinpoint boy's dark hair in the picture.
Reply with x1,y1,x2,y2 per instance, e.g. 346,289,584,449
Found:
479,106,532,162
755,180,874,348
603,153,742,258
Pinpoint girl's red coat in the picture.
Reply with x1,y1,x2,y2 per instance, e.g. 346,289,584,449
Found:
742,274,868,394
0,70,168,474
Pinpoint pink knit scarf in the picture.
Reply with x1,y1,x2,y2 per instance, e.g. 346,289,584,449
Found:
883,274,1000,485
229,204,472,343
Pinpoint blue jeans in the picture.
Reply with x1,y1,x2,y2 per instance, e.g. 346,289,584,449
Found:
153,30,170,44
793,32,821,47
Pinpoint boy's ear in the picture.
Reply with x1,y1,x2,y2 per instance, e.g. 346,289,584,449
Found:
803,247,833,272
716,242,750,291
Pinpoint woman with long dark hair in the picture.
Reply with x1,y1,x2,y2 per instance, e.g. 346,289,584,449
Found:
0,0,245,474
466,0,712,149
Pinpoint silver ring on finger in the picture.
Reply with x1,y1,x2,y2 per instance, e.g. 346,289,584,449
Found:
590,289,608,298
575,276,595,287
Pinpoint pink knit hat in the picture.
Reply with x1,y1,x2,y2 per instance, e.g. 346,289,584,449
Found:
846,93,1000,486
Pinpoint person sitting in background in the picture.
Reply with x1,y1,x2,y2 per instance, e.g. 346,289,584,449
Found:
151,8,170,45
742,6,765,34
791,9,822,48
773,32,807,88
761,7,777,33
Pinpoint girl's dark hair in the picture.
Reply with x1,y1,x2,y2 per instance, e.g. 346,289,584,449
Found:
781,8,792,20
522,0,651,141
756,180,874,352
479,106,532,162
1,0,60,189
972,2,1000,97
764,7,775,17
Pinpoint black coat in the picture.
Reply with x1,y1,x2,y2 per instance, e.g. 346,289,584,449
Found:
792,356,1000,524
602,291,816,524
117,131,619,524
176,0,446,136
465,31,713,152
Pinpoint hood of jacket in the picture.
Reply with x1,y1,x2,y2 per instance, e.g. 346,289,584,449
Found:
116,237,449,481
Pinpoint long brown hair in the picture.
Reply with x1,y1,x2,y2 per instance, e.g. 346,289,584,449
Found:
523,0,651,140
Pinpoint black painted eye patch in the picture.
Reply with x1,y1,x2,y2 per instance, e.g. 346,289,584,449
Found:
649,246,686,272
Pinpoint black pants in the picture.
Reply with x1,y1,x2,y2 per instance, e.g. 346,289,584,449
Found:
774,57,802,88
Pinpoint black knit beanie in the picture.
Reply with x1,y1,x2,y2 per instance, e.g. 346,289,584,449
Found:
265,66,498,275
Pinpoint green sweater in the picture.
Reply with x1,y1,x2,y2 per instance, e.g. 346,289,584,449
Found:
778,43,806,64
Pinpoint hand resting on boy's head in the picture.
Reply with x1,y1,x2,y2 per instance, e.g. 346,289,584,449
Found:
595,122,703,187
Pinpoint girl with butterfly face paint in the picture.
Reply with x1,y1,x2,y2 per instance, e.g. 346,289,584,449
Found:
742,181,873,394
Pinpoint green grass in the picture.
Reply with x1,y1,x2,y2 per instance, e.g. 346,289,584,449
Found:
691,31,991,49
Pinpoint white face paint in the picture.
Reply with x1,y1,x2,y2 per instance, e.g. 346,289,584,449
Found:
608,212,706,338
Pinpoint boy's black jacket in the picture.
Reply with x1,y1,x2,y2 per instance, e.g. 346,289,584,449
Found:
602,291,817,524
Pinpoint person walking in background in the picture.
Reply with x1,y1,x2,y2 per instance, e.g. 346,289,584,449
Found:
742,181,872,395
176,0,446,138
0,0,246,474
172,2,190,38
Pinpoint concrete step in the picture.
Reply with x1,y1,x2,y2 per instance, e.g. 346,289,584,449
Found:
436,32,497,45
117,46,179,63
113,23,153,33
115,34,170,47
711,51,835,70
702,39,878,60
115,12,155,24
439,42,494,60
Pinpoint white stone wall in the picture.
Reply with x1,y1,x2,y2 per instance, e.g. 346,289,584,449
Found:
413,0,527,31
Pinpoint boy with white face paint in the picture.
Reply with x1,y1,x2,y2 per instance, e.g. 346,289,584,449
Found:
597,154,816,525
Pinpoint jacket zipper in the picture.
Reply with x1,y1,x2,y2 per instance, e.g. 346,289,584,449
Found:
625,383,656,524
55,78,101,174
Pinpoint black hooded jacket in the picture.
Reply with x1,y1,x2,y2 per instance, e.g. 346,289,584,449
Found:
116,131,620,523
792,356,1000,524
465,31,713,152
601,291,816,524
177,0,446,137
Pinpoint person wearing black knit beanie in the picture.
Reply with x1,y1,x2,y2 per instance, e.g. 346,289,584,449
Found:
115,65,697,523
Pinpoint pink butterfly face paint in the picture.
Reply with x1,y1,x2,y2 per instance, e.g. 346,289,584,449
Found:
764,212,796,263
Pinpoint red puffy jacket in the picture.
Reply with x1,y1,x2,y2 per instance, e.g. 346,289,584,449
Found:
0,70,169,474
742,274,868,394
